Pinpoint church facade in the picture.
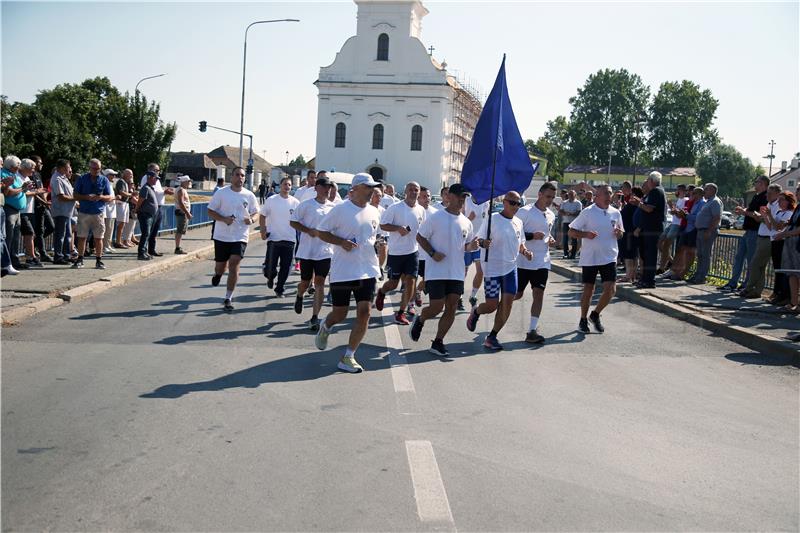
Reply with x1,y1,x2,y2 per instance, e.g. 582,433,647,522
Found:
313,0,481,193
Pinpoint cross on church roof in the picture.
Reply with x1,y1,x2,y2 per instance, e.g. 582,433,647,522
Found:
428,45,435,56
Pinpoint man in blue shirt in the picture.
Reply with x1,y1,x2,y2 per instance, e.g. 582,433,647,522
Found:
72,158,114,269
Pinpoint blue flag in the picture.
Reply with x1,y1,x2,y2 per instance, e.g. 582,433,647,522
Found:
460,55,534,205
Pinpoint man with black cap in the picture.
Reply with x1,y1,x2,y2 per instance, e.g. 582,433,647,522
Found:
314,173,382,373
410,183,478,356
290,174,335,330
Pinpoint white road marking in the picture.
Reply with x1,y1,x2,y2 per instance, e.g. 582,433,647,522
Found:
380,295,415,393
405,440,455,525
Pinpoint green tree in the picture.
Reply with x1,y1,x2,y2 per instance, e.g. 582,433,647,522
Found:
647,80,719,166
0,96,34,156
696,144,756,197
288,154,306,167
567,68,651,166
527,115,571,179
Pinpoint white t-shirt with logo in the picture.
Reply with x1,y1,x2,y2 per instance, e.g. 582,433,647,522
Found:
380,200,426,256
318,201,381,283
478,212,524,278
418,204,439,262
568,204,624,267
380,195,399,210
671,197,687,225
465,196,490,236
292,197,334,260
260,194,300,243
417,209,473,281
208,186,259,243
517,203,556,270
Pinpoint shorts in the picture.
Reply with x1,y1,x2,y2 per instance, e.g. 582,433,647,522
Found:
115,202,129,223
581,262,616,284
679,228,698,248
418,259,426,278
463,249,480,267
426,279,464,300
299,258,331,281
387,251,419,279
517,267,549,292
484,269,518,299
175,212,189,235
330,278,377,307
619,234,640,260
661,224,681,241
214,239,247,263
20,213,35,236
76,212,105,239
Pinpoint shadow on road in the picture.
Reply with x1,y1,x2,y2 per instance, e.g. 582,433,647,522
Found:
725,352,800,368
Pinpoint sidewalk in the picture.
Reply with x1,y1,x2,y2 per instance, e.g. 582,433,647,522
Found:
1,224,220,324
550,257,799,359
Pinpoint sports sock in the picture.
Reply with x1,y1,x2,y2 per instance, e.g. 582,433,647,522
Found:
344,347,355,357
489,329,498,338
225,290,234,300
530,316,539,331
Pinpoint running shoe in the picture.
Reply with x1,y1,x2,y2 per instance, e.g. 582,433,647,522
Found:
267,277,274,289
95,259,106,270
294,295,303,314
337,355,363,373
308,316,320,331
406,306,416,317
578,317,590,333
409,316,424,342
315,323,330,350
429,339,449,357
375,290,386,311
483,335,503,351
468,296,478,308
466,308,479,332
414,291,423,307
525,330,545,344
71,258,84,269
394,311,410,325
211,273,222,286
223,299,234,311
308,287,316,295
589,311,605,333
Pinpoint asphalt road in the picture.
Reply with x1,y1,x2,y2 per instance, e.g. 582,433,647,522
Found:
3,239,798,532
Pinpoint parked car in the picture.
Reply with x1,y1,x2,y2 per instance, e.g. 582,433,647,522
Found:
720,211,733,229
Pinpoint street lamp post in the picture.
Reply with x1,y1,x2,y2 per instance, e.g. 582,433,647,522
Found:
239,18,300,189
135,73,167,93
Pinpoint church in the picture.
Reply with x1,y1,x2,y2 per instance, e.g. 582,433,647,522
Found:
313,0,482,193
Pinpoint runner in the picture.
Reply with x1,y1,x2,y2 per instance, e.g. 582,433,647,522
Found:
315,173,382,373
466,191,532,351
370,187,389,279
464,193,491,309
415,185,438,304
375,181,426,324
514,182,557,344
410,184,478,356
290,175,336,330
567,185,625,333
259,176,300,297
207,166,259,311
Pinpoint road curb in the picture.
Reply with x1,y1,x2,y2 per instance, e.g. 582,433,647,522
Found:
1,297,66,325
550,262,799,359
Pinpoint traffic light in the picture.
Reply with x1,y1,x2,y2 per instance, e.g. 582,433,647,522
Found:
246,164,253,176
199,121,207,132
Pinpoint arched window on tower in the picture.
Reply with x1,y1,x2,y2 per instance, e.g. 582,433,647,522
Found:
372,124,384,150
410,125,423,151
334,122,346,148
377,33,389,61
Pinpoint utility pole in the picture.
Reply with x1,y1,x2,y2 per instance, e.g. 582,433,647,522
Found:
764,139,776,177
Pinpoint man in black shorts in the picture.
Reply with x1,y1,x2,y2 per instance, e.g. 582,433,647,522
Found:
568,185,625,333
207,167,259,311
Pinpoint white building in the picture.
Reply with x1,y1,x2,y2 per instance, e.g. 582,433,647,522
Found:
314,0,481,193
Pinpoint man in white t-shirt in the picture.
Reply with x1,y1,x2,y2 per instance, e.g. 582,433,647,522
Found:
260,176,300,297
463,193,491,309
293,170,317,203
207,166,259,311
290,175,335,330
466,191,532,351
139,162,174,257
411,183,478,356
370,188,389,278
315,173,382,374
434,186,449,210
375,181,426,325
514,182,557,344
415,186,438,305
379,183,399,210
568,185,625,334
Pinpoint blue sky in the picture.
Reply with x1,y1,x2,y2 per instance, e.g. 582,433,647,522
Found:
2,1,798,169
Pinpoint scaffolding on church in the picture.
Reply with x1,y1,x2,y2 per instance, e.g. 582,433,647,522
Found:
446,73,483,186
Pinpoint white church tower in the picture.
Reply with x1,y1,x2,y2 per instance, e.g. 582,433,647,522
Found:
314,0,481,192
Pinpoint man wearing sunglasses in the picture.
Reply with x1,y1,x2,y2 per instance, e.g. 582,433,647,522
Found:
466,191,533,351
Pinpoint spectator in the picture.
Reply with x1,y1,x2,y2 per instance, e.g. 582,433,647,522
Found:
138,162,174,257
739,184,783,299
174,175,192,254
258,179,266,203
0,200,15,276
72,158,113,269
114,169,134,248
619,186,644,283
763,191,795,305
722,175,770,291
18,159,44,267
773,186,800,312
559,189,582,259
101,169,119,254
136,171,160,260
213,177,225,193
50,159,75,264
581,189,594,208
1,155,29,271
30,155,54,262
660,186,705,281
659,183,687,272
629,171,667,289
687,183,723,284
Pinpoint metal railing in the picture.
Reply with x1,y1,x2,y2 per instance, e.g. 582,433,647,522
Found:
686,232,774,289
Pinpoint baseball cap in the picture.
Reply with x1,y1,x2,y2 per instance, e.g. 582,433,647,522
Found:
103,168,119,176
179,175,191,183
448,183,470,197
315,176,334,187
351,173,380,188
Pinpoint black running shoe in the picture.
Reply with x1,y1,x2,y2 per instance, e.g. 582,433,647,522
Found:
525,330,545,344
409,316,424,342
294,295,303,314
589,311,605,333
223,299,234,311
578,317,590,333
211,273,222,287
429,339,449,357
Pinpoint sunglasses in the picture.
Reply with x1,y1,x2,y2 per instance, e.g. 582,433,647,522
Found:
505,200,521,207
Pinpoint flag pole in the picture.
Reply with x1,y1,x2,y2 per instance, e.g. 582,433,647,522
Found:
484,141,498,262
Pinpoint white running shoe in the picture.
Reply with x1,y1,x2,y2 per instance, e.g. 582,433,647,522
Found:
315,322,330,350
337,355,363,373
